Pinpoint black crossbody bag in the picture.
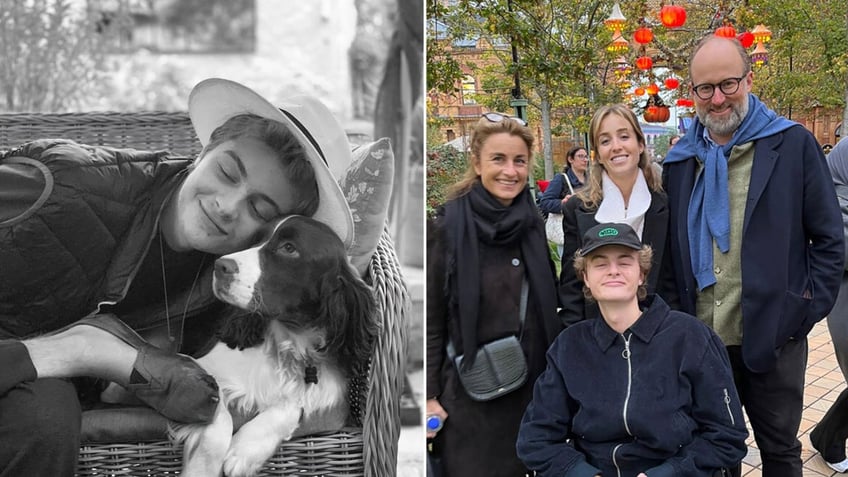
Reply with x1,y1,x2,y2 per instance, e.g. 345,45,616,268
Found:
447,279,529,401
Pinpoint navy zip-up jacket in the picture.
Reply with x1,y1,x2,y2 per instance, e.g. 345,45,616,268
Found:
517,296,748,477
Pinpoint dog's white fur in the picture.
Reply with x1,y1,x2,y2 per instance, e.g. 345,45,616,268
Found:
171,321,346,477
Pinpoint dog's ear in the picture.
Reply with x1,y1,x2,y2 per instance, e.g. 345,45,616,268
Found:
318,261,379,372
216,307,268,350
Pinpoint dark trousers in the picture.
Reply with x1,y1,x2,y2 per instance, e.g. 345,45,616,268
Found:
727,339,807,477
0,341,81,477
810,387,848,463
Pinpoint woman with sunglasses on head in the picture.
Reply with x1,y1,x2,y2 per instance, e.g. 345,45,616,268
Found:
0,78,354,475
537,146,589,256
558,104,678,329
426,112,562,476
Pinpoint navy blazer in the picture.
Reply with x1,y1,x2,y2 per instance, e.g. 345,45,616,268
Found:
661,125,844,373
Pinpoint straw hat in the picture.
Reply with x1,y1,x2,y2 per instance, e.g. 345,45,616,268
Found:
188,78,354,248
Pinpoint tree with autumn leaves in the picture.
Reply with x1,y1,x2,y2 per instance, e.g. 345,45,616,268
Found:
427,0,848,183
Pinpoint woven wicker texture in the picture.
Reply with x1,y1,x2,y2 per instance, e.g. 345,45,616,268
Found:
0,111,410,476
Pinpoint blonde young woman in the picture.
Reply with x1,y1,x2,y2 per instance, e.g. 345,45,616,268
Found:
558,104,677,327
426,113,562,476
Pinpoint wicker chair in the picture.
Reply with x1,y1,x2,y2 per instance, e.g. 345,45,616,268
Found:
0,111,409,476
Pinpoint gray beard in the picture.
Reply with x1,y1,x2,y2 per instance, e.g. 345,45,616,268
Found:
697,97,749,139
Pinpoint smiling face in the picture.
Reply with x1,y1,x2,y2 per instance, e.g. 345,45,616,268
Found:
690,37,753,145
594,113,644,184
581,245,644,306
168,137,296,255
473,132,530,206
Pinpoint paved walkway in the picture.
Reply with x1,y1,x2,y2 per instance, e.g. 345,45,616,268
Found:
398,320,848,476
745,319,846,476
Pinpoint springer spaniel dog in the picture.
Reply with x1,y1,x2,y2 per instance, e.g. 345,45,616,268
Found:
170,214,378,477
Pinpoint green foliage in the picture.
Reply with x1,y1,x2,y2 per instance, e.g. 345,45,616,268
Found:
426,144,469,216
0,0,112,112
739,0,848,113
653,131,678,160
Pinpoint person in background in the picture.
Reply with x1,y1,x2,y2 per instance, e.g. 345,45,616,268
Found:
537,146,588,256
669,135,681,147
426,112,562,477
810,138,848,473
662,35,843,476
518,222,748,477
558,104,676,328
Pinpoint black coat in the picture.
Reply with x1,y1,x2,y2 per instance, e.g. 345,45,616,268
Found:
557,190,678,327
426,211,559,477
518,296,748,477
0,139,218,341
661,125,843,372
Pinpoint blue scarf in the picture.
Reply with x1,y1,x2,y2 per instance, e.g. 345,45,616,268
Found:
664,94,796,290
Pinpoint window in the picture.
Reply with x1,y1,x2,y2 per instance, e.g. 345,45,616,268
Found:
94,0,256,54
461,75,477,105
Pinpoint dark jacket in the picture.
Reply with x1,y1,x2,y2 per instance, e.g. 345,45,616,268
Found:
0,139,218,342
538,169,582,216
661,125,844,372
558,190,678,327
517,296,748,477
426,209,558,477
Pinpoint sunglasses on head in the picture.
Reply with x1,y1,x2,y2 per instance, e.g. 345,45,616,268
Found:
482,112,527,127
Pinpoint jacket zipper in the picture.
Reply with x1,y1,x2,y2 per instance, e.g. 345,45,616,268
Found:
612,333,634,477
723,388,735,425
621,332,633,435
612,443,624,477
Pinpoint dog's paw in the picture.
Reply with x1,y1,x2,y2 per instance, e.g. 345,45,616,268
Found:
222,439,277,477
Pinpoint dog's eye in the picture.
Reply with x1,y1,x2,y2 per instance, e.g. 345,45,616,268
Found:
277,242,297,255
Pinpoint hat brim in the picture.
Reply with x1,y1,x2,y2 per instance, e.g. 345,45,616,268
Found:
188,78,354,249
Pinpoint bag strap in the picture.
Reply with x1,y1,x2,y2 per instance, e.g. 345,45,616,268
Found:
447,277,529,359
563,172,575,196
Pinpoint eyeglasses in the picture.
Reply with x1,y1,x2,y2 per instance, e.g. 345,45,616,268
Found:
482,112,527,126
691,76,746,100
573,154,589,160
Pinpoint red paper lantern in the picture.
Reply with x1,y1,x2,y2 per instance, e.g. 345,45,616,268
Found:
644,106,670,123
715,25,737,38
646,83,659,95
659,5,686,28
634,87,646,96
664,77,680,90
635,56,653,70
737,31,755,48
633,27,653,45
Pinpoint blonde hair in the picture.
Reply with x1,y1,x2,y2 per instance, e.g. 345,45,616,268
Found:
572,244,653,302
447,115,535,199
577,104,662,209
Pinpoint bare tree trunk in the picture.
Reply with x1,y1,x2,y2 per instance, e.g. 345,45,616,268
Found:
540,92,553,179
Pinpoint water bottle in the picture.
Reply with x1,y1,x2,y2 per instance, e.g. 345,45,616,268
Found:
426,414,443,433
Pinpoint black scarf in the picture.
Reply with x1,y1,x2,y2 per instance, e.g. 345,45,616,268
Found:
443,182,559,368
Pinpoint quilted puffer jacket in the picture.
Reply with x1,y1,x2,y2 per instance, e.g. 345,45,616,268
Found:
0,139,218,340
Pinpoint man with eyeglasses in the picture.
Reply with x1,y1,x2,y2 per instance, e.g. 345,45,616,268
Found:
662,34,843,477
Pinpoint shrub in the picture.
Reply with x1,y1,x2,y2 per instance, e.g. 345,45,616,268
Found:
426,144,467,216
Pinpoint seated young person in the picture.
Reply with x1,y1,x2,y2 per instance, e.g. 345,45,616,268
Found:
517,223,748,477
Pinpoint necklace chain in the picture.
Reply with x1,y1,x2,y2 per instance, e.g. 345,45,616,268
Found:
159,228,205,351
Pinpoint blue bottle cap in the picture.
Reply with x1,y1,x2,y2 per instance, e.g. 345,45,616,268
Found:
426,415,442,431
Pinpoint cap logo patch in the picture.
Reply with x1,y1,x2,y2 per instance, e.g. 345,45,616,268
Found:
598,227,619,237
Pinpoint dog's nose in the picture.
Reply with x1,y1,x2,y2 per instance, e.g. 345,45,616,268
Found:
215,258,239,276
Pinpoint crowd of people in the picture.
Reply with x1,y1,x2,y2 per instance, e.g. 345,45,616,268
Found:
427,34,847,477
